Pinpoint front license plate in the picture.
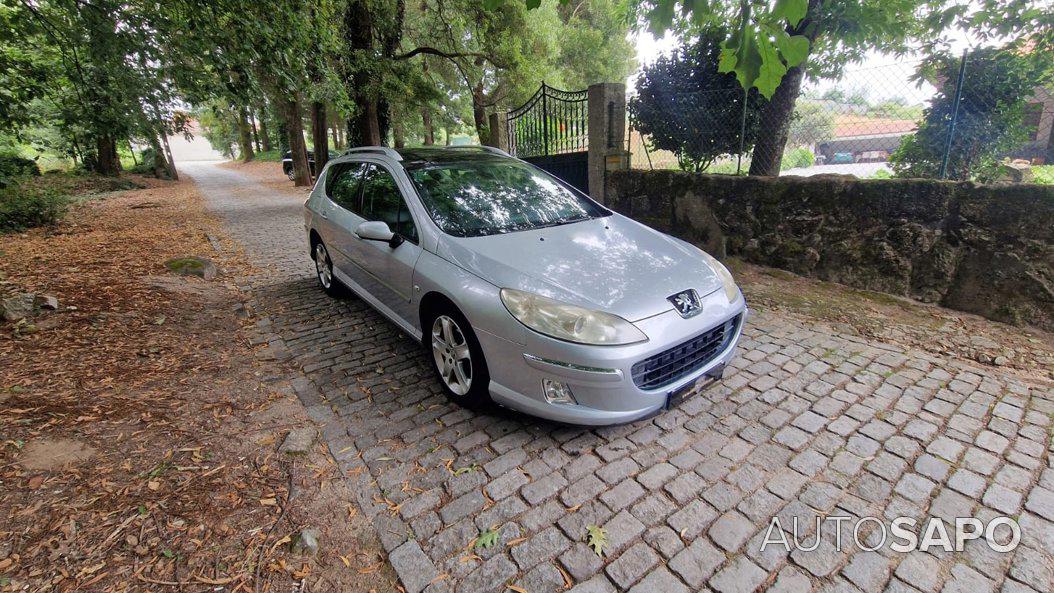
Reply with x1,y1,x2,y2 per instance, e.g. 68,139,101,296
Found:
667,374,718,409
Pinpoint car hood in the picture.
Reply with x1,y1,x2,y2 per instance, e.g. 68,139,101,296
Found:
436,213,723,321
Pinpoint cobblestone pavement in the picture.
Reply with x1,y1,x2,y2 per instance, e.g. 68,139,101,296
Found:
184,162,1054,593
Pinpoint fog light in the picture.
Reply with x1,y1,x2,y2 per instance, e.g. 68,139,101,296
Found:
542,379,576,405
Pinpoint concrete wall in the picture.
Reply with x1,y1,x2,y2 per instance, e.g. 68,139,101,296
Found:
607,170,1054,331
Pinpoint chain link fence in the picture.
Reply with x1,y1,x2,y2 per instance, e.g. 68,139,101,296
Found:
628,51,1054,181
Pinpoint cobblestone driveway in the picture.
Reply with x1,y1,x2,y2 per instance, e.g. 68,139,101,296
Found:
185,162,1054,593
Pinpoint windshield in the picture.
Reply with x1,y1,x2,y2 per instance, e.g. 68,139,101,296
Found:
406,159,608,237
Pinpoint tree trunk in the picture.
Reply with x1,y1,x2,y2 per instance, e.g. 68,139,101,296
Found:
343,0,395,147
310,101,329,170
331,117,341,150
159,130,179,181
278,118,289,153
250,113,261,152
422,108,435,145
139,100,177,180
282,97,313,186
471,84,489,145
393,119,405,148
747,63,807,176
352,98,383,146
70,134,82,166
94,134,121,177
748,0,821,176
237,106,255,162
259,109,273,152
148,134,168,178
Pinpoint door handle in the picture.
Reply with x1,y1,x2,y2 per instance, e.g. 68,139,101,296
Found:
320,210,328,220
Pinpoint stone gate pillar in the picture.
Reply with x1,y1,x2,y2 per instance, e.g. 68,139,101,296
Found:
487,111,509,152
587,82,630,204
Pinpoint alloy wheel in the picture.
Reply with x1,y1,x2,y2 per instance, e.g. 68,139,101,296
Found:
431,315,472,396
314,243,333,289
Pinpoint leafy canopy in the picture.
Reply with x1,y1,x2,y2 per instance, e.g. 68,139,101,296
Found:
889,47,1044,181
628,0,811,98
629,28,763,172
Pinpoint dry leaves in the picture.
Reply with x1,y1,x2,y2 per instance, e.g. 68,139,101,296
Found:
0,173,393,592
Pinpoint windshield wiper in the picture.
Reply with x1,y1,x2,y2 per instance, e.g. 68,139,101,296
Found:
531,215,591,230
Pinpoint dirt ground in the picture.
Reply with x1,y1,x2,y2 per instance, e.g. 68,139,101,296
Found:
732,262,1054,384
0,174,396,592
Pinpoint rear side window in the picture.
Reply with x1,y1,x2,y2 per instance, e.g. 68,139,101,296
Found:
326,163,367,213
360,165,418,242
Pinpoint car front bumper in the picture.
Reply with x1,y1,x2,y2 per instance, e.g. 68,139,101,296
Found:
477,290,748,426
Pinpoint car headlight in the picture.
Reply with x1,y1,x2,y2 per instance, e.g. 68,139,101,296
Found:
699,251,739,303
499,288,647,346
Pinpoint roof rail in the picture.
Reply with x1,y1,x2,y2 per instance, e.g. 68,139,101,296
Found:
342,146,403,161
444,145,512,158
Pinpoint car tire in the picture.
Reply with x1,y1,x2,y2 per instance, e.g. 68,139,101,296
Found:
425,305,491,409
311,239,345,298
286,168,296,181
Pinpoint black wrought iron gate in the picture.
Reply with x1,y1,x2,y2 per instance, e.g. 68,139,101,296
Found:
506,83,589,194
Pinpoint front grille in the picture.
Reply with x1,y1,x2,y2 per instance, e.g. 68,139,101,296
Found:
631,314,740,390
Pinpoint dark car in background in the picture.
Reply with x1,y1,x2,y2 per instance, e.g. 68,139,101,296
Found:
280,149,311,180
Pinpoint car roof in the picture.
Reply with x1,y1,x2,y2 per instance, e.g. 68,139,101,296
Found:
341,146,511,167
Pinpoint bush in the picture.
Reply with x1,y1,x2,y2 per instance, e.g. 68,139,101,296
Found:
889,47,1041,180
128,147,158,175
255,149,283,162
0,153,41,187
0,183,70,233
629,27,764,173
781,147,815,170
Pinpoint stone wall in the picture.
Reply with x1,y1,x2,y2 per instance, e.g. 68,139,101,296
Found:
606,170,1054,332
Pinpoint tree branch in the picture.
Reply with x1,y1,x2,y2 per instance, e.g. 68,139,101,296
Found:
393,46,503,67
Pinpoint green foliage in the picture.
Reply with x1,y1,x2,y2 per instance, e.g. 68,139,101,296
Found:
1033,165,1054,186
196,103,241,159
787,101,834,148
869,99,924,122
403,0,636,143
0,181,69,233
254,150,283,162
781,147,814,170
632,0,941,100
631,0,810,98
0,153,41,187
951,0,1054,84
128,148,158,175
819,87,870,106
629,28,763,173
889,47,1042,181
2,0,191,176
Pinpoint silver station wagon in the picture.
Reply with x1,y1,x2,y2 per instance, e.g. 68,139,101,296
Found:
303,146,746,425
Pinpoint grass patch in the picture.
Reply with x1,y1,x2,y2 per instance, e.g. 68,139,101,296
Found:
253,149,283,162
1033,165,1054,185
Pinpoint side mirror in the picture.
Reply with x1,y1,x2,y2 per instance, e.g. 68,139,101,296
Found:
355,220,402,248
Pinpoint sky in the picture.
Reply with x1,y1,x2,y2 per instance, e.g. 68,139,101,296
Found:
626,23,1002,107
